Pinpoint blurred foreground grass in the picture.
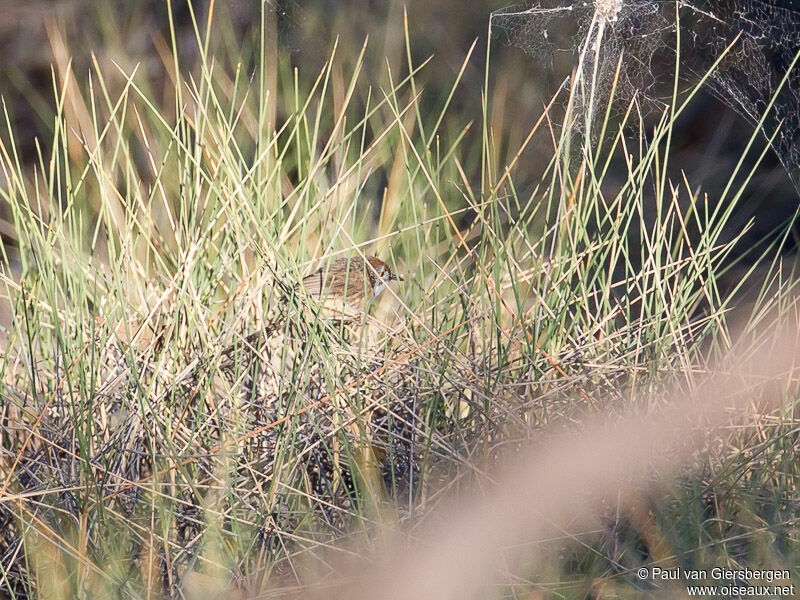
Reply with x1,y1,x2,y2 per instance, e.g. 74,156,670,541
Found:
0,2,799,599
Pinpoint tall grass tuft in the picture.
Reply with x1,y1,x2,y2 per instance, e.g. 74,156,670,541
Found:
0,3,798,598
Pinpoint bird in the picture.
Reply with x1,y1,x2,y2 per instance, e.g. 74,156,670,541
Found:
217,254,402,368
298,255,403,321
211,255,402,370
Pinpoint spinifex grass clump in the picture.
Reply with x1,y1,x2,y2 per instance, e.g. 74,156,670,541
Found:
0,3,798,598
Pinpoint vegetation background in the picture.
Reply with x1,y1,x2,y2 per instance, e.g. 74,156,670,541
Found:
1,1,799,598
1,0,795,253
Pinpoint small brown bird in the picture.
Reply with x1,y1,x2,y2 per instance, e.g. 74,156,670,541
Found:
216,255,401,368
299,255,403,320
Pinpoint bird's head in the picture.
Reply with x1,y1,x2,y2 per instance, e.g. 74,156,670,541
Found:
365,256,403,298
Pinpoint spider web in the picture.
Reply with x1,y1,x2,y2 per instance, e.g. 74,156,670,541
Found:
491,0,800,190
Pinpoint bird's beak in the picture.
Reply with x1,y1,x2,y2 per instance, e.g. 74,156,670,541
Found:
394,274,404,282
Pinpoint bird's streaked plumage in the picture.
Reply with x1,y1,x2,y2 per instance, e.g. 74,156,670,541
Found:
299,255,402,319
